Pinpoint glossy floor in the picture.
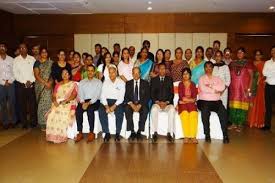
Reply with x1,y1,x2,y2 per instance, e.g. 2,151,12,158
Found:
0,124,274,183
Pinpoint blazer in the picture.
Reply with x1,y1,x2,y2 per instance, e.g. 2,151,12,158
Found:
124,79,150,107
150,76,174,105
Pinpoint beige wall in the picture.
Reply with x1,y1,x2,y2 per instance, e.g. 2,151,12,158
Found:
74,33,227,60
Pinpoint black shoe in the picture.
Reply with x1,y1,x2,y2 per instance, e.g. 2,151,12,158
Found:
129,132,136,141
136,131,143,141
205,135,211,143
152,132,158,143
260,126,271,131
167,133,174,142
104,133,111,142
115,133,121,142
223,136,230,144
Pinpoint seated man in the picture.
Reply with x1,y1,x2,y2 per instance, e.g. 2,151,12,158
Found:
75,65,102,142
124,67,150,141
197,61,229,144
98,65,125,142
151,63,175,142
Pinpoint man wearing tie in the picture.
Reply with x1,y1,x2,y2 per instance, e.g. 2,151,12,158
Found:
150,63,175,142
124,67,150,141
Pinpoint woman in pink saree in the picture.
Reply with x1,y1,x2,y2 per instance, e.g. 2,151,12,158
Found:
46,69,78,143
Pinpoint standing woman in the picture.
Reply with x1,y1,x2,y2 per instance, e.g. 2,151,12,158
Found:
33,48,53,131
247,50,266,128
51,49,72,84
113,52,120,66
213,50,231,108
164,49,172,77
118,48,133,82
178,68,198,144
98,52,116,82
228,47,253,132
46,69,78,143
190,46,206,85
134,47,153,82
67,50,75,67
170,47,189,82
150,49,165,78
71,52,82,82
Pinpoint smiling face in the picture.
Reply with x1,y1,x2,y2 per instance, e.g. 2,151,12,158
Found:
254,50,262,61
132,67,141,81
61,69,70,81
156,50,164,62
164,50,171,61
19,44,28,56
58,51,66,62
87,66,95,79
84,56,93,66
237,50,245,60
73,54,81,66
105,53,112,64
195,48,203,59
182,70,191,81
215,52,222,63
0,44,7,55
175,49,183,60
122,49,130,61
40,49,48,60
108,67,117,81
185,49,192,61
140,48,148,60
204,63,214,75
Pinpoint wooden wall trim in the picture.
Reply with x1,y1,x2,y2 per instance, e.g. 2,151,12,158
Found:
13,13,275,36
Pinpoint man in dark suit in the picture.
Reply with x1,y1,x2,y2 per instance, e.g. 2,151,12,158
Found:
150,63,175,142
124,67,150,141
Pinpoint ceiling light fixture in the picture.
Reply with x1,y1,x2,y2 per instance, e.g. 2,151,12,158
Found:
147,6,152,10
148,1,152,4
269,6,275,10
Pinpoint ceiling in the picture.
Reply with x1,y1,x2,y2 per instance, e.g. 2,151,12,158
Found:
0,0,275,14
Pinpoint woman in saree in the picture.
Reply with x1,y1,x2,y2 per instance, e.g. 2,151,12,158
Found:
33,47,53,131
46,69,78,143
134,47,153,82
170,47,189,82
228,47,253,132
247,50,266,128
71,52,82,82
190,46,206,85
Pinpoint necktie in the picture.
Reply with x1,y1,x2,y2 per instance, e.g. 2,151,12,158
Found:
134,81,139,103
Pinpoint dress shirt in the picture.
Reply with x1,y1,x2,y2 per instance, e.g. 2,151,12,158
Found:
118,61,134,81
0,55,14,85
13,54,35,83
78,78,102,104
100,77,125,106
198,74,225,101
133,79,140,101
263,58,275,85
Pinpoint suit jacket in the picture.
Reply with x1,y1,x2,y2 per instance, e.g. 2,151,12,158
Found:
150,76,174,105
124,79,150,107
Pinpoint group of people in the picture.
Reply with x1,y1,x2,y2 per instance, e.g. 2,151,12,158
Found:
0,39,275,145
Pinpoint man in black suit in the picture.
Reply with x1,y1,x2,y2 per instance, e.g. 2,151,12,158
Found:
124,67,150,141
150,63,175,142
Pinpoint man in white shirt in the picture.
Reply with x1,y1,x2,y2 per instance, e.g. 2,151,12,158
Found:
205,47,216,63
13,43,37,129
0,42,16,129
262,45,275,131
98,65,125,142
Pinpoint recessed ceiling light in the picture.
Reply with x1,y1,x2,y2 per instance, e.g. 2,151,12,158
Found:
269,6,275,10
148,1,152,4
147,6,152,10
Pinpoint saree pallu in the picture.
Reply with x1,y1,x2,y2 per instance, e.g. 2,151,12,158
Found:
228,60,253,125
35,60,53,127
135,59,153,81
46,81,77,143
247,62,265,128
190,60,206,85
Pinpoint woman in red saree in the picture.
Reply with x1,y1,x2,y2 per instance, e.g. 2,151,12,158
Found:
247,50,266,128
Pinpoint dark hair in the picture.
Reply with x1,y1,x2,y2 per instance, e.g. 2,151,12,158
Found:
82,52,89,57
254,49,263,56
195,46,204,59
224,47,232,53
206,47,213,53
87,64,96,71
155,49,165,63
61,68,72,80
185,48,192,54
182,67,192,77
113,43,120,48
215,50,223,57
0,42,7,48
204,61,214,68
86,54,93,60
158,63,166,69
73,51,81,58
68,50,74,54
271,45,275,51
237,47,246,53
142,40,150,46
58,49,66,55
112,51,119,57
164,49,171,54
175,47,183,54
121,47,129,61
95,44,102,48
213,40,221,46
